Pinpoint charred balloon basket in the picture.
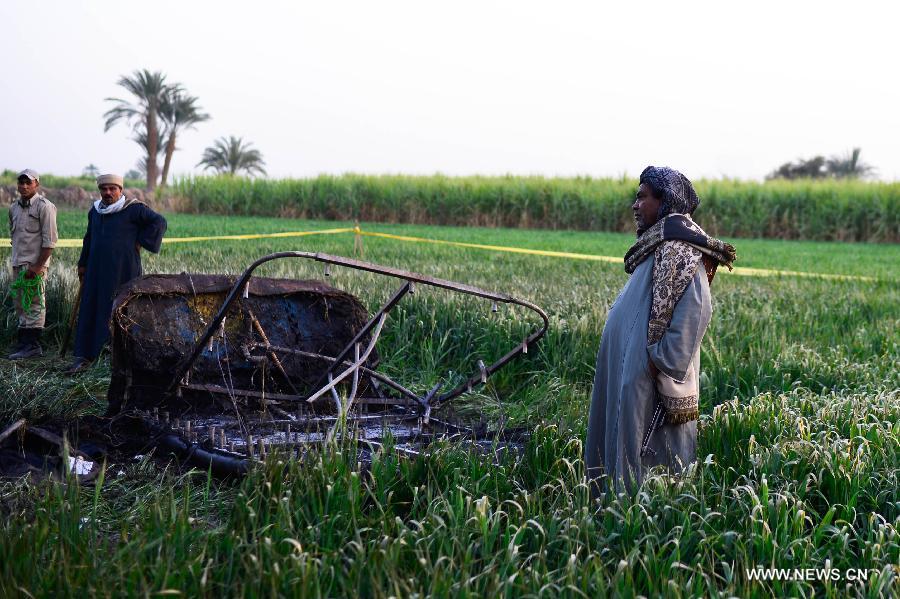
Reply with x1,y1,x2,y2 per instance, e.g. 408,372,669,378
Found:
106,252,549,476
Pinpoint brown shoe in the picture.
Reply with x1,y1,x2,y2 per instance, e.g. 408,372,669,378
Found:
64,357,92,375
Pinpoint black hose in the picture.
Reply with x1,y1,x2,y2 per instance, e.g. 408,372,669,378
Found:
155,433,250,477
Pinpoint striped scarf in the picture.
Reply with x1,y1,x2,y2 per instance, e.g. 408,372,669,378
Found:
633,215,736,455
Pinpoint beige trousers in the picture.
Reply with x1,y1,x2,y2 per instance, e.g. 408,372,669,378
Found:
12,265,47,328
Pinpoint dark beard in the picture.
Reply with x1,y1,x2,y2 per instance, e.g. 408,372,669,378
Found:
634,214,645,236
635,215,653,237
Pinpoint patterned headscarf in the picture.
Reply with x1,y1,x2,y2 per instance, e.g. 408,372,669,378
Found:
639,166,700,219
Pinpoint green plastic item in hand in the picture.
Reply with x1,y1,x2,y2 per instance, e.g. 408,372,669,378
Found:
10,270,44,314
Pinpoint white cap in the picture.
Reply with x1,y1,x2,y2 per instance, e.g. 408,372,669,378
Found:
17,169,39,182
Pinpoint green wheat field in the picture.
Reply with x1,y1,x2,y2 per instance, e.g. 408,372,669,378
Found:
1,209,898,597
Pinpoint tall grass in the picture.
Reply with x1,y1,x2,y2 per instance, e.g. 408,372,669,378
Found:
171,175,900,242
0,169,144,191
1,391,897,597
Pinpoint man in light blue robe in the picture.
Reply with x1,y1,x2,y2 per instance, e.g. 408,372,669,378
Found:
586,166,735,493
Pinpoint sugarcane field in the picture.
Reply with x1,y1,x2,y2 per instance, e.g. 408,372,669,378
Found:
2,2,899,598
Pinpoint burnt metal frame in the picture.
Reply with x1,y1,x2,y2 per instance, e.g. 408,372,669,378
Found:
166,252,549,418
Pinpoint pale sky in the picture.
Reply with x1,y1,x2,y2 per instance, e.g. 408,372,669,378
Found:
2,0,898,181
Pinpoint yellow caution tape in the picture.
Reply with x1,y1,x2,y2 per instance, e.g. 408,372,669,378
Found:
0,227,354,249
162,227,356,244
1,225,881,282
353,228,878,282
37,239,85,248
354,229,622,263
725,266,875,281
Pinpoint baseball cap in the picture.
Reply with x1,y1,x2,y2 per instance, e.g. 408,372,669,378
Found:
17,169,39,182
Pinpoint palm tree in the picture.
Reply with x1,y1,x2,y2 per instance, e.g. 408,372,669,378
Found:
197,136,267,176
103,70,169,191
132,127,166,187
158,90,210,187
826,148,875,179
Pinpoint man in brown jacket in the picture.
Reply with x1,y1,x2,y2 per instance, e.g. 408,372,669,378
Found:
7,169,58,359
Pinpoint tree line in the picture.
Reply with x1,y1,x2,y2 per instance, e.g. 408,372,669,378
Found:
767,147,874,180
103,69,266,191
